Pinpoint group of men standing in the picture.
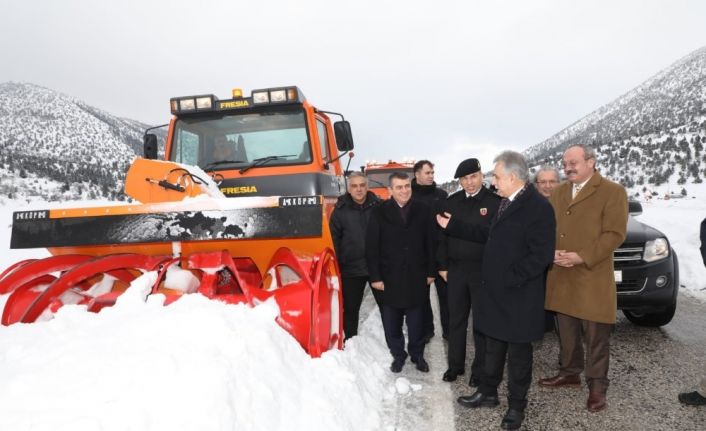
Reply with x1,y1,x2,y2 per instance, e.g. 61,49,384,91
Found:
330,145,629,430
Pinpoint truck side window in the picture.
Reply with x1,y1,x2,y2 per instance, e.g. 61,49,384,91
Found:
316,119,329,161
173,129,199,165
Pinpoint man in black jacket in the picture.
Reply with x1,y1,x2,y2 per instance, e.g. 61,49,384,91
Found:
330,172,383,340
437,151,555,430
438,158,500,385
702,217,706,267
678,216,706,406
367,172,436,373
411,160,449,342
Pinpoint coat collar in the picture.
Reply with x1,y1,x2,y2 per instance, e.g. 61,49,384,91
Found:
449,185,489,201
494,183,534,223
411,178,439,195
382,199,418,226
565,172,603,208
336,191,380,209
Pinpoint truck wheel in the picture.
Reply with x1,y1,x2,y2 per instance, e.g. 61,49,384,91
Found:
623,303,676,327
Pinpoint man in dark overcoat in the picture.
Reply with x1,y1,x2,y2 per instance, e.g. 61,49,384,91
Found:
437,151,555,430
437,158,500,385
367,172,436,373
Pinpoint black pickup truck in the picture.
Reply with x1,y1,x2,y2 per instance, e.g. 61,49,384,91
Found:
614,201,679,327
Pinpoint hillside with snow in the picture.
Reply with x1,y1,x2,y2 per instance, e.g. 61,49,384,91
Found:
525,46,706,195
0,82,165,201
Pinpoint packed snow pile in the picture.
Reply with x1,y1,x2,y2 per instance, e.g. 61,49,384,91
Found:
0,274,390,431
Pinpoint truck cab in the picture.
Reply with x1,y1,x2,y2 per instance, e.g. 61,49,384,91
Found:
147,86,353,199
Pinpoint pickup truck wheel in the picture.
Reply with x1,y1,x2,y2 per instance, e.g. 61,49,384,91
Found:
623,303,676,327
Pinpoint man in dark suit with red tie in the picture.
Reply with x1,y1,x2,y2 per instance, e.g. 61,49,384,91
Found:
366,172,436,374
437,151,555,430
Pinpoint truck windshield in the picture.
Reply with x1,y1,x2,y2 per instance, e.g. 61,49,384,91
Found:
169,107,311,170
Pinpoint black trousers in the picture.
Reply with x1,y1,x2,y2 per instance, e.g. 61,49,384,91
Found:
479,336,533,411
423,274,449,337
381,304,425,360
342,276,383,340
446,264,484,376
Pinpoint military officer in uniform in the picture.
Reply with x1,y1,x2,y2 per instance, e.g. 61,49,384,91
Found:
438,158,500,384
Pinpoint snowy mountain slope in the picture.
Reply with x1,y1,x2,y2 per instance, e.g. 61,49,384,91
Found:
0,82,164,201
525,46,706,193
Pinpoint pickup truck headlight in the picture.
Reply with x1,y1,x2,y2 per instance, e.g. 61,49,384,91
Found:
643,238,669,262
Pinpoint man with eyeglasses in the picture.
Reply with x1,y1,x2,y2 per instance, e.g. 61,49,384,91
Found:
533,165,562,333
533,166,561,198
539,144,628,413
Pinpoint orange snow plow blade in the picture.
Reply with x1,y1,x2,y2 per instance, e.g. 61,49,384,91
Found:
1,159,342,357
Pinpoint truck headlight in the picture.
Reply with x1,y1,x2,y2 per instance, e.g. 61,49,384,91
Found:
178,98,196,111
643,238,669,262
252,91,270,104
195,96,213,109
270,89,286,102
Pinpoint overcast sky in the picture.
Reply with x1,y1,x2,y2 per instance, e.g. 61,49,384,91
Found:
2,0,705,180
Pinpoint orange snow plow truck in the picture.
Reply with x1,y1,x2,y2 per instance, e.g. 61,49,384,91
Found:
0,86,355,357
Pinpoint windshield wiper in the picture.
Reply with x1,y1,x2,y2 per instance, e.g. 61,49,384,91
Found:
368,179,386,187
203,160,247,171
239,155,296,174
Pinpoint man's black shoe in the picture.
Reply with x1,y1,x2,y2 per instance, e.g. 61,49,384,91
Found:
469,375,481,387
457,390,500,408
679,391,706,406
390,356,406,373
442,368,465,382
500,408,525,430
411,357,430,373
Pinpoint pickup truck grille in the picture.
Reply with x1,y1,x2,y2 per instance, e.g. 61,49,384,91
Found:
616,277,646,293
613,244,643,263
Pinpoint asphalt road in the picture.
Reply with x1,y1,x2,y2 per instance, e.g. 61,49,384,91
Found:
369,285,706,431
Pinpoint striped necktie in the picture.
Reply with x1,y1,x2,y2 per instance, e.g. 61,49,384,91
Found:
572,183,583,199
497,198,510,216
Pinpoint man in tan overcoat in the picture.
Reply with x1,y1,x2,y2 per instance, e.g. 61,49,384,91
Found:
539,144,628,413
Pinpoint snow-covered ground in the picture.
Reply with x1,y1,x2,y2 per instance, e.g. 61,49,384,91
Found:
0,193,704,431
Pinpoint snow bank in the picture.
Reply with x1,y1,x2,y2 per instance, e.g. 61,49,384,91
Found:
0,283,389,431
